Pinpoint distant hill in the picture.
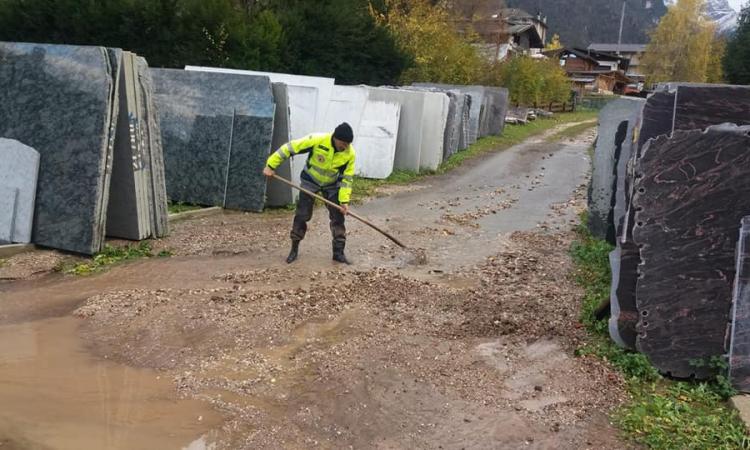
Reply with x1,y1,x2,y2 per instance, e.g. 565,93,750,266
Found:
504,0,739,48
503,0,666,48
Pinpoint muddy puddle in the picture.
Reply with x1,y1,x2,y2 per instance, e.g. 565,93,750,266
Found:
0,317,223,450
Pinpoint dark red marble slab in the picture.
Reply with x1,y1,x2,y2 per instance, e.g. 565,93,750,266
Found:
633,125,750,378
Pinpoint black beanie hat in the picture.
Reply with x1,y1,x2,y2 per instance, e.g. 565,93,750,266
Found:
333,122,354,143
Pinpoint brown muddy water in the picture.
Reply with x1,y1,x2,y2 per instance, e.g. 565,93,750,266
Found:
0,317,223,450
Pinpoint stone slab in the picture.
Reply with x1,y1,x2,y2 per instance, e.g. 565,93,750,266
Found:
609,242,641,349
135,56,169,237
729,395,750,432
481,87,509,137
224,111,275,212
633,125,750,378
266,82,294,207
413,84,509,140
366,87,425,172
616,87,750,350
730,216,750,392
0,42,116,254
322,85,367,134
401,86,467,159
419,92,449,171
588,97,645,242
0,138,40,244
151,69,273,210
0,186,18,244
356,100,401,179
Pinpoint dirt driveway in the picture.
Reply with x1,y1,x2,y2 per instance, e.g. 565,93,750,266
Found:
0,123,634,449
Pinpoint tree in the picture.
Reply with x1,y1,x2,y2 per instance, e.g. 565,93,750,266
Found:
269,0,408,85
545,34,562,50
492,56,570,105
640,0,725,84
372,0,488,84
724,3,750,84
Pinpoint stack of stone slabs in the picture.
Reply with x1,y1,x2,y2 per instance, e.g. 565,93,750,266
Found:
0,42,120,255
632,125,750,378
730,216,750,392
185,66,333,203
587,97,645,242
612,86,750,354
135,56,169,237
0,139,40,244
107,51,152,240
151,69,274,212
366,87,448,172
585,97,645,348
356,100,401,179
402,86,469,159
413,83,510,141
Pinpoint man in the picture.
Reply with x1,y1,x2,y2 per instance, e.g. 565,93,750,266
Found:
263,122,356,264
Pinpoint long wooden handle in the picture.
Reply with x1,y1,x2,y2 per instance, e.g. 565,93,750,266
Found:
270,173,407,248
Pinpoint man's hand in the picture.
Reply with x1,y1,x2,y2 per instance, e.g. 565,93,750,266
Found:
263,167,275,178
340,204,349,215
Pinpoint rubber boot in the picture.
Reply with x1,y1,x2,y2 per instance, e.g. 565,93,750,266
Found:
332,243,351,265
286,240,300,264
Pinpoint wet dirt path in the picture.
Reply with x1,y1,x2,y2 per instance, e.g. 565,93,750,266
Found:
0,123,633,449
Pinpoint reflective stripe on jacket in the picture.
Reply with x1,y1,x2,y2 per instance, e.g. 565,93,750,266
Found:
266,133,355,204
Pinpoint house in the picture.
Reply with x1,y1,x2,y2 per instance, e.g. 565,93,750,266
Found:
587,43,647,87
458,8,548,61
542,47,634,95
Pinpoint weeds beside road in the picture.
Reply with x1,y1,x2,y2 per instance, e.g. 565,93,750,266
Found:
570,215,750,450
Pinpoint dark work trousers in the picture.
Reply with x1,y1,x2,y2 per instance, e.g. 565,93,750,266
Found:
290,178,346,253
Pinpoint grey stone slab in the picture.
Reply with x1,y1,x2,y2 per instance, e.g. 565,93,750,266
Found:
588,97,645,242
730,216,750,392
0,42,117,254
151,69,273,210
152,69,233,207
266,82,294,207
0,186,18,244
633,125,750,378
481,87,509,137
0,138,40,244
457,94,472,150
224,111,275,211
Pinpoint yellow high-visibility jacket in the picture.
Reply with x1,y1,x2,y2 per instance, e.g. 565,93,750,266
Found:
266,133,356,204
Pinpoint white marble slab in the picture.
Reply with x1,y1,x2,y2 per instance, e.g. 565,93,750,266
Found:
356,100,401,179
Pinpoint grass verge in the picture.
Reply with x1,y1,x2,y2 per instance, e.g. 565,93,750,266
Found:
570,214,750,450
545,120,597,143
62,242,172,276
351,110,598,203
168,202,203,214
